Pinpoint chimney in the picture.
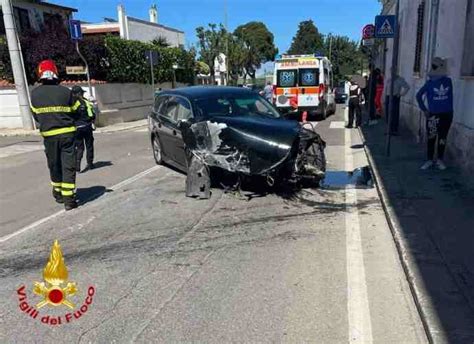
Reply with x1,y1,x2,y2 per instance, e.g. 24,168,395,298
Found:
117,4,127,39
149,4,158,24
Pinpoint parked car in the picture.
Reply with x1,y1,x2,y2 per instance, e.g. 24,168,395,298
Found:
335,86,348,104
148,86,326,198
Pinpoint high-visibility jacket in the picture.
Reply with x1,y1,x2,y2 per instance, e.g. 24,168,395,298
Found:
74,98,96,128
30,85,80,137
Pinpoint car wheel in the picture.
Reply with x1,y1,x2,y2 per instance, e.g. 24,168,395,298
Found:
152,135,163,165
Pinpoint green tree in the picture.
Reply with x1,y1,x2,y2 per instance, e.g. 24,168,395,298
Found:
151,36,170,48
234,22,278,82
287,20,324,55
196,24,227,84
324,35,365,83
227,33,247,85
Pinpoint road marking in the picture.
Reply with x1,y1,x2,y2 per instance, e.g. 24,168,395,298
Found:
0,144,43,159
330,121,346,129
0,165,162,244
345,116,373,343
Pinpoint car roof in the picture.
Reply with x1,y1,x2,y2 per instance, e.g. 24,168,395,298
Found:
156,86,256,100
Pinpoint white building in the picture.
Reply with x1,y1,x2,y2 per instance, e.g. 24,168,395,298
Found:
376,0,474,174
82,4,185,48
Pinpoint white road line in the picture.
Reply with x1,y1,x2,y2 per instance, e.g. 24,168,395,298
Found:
345,117,373,343
0,165,162,244
330,121,346,129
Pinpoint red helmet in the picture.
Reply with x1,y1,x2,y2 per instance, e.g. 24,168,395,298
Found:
37,60,59,80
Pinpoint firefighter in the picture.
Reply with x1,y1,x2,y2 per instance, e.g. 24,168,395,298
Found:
71,86,96,172
30,60,80,210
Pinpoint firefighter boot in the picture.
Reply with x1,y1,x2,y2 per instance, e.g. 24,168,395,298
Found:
52,189,63,204
63,196,78,211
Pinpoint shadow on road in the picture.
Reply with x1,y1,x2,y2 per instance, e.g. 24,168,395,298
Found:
77,186,113,205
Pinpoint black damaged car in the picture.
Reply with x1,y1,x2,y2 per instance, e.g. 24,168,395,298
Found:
148,86,326,198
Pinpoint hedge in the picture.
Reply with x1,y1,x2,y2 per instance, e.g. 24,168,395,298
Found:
104,36,196,84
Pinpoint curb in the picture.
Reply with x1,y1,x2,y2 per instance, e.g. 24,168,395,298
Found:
0,131,40,137
95,123,147,134
358,127,438,344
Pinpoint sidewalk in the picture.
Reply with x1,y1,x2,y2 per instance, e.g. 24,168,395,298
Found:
360,120,474,343
0,119,147,137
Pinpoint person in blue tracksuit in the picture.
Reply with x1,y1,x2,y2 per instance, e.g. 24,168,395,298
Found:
416,57,453,171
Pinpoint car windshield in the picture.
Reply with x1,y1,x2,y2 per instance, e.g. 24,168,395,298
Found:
194,94,281,119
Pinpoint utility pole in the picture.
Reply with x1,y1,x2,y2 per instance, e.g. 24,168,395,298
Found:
224,0,229,85
328,33,333,61
1,0,34,129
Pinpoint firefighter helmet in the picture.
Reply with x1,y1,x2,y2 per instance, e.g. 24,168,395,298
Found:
37,60,59,80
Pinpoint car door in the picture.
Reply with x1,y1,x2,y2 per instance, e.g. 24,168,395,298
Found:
173,96,194,168
158,97,179,163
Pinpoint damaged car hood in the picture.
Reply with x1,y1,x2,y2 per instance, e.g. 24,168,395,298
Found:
182,115,301,175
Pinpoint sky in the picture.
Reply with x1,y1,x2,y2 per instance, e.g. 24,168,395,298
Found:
58,0,381,53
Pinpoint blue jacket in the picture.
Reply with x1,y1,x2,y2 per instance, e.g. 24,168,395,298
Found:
416,76,453,114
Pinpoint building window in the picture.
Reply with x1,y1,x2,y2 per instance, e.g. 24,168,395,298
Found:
13,7,31,32
461,0,474,76
413,1,426,74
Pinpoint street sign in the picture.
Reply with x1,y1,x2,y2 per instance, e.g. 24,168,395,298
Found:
66,66,87,75
362,24,375,40
69,20,82,40
375,15,397,38
145,51,160,66
363,38,375,46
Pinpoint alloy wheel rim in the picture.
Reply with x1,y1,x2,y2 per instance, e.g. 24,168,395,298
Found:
153,138,161,162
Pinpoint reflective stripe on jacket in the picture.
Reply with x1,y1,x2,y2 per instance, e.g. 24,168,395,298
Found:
74,98,96,127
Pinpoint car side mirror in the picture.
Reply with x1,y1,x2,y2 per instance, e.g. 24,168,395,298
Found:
177,118,194,130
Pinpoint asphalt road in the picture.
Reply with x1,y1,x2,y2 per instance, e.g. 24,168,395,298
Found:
0,106,427,343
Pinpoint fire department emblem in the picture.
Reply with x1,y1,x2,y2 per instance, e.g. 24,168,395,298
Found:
33,240,77,309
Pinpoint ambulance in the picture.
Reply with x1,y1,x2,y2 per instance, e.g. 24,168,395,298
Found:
272,54,336,119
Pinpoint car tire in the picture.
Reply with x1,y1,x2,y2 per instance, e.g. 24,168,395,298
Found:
152,134,163,165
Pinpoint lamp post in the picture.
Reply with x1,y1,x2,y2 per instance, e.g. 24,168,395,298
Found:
172,63,178,89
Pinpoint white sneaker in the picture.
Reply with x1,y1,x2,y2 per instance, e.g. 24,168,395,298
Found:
436,160,447,170
420,160,434,170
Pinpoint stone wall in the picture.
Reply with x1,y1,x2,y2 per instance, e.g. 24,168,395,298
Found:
0,88,23,128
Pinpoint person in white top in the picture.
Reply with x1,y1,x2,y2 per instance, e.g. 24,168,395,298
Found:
346,79,365,128
384,73,410,135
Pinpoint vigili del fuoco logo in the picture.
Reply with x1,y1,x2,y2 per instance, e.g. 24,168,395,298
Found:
16,240,96,326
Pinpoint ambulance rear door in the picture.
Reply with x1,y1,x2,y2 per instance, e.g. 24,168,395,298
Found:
298,66,320,107
274,68,298,109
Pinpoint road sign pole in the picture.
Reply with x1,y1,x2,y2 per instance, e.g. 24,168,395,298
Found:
75,41,92,98
385,0,400,157
150,52,155,95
